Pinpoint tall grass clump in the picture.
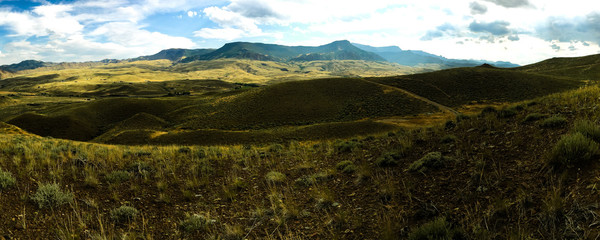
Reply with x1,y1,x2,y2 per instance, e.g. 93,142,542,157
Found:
31,183,74,209
547,132,599,169
0,169,16,190
265,171,286,184
408,217,463,240
523,113,545,122
573,119,600,142
540,116,568,128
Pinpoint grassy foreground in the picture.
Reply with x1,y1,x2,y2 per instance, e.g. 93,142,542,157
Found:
1,84,600,239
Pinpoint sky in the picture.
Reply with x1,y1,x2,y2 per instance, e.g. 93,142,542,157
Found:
0,0,599,65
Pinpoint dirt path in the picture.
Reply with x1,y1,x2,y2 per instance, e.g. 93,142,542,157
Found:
362,78,460,116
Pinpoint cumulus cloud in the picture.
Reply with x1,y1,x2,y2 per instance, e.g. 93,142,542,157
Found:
227,0,281,19
469,2,487,15
550,44,560,51
0,0,201,64
536,12,600,43
484,0,530,8
469,20,511,35
421,23,457,41
508,35,520,41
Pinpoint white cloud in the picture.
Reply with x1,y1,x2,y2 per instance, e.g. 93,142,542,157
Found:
193,27,246,40
203,6,261,33
0,0,203,64
187,11,197,17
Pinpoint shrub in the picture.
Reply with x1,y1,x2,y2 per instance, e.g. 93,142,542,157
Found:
336,161,356,174
408,217,463,240
180,214,209,233
479,106,497,116
127,161,153,176
294,172,331,187
268,144,284,153
573,119,600,142
375,151,403,167
0,169,16,190
497,108,517,118
547,133,599,169
105,170,131,184
444,120,456,130
334,140,360,153
265,171,286,184
110,205,139,223
523,113,545,122
31,183,73,209
540,116,568,128
455,114,470,122
408,152,451,172
440,134,457,144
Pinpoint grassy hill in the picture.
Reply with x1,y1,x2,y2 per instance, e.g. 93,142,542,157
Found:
178,78,437,130
3,77,437,144
516,53,600,79
370,66,582,107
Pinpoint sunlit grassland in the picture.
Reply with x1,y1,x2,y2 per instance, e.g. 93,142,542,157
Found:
3,59,420,95
1,84,600,238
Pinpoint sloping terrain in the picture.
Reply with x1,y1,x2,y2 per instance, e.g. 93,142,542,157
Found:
1,84,600,239
371,66,582,107
517,53,600,79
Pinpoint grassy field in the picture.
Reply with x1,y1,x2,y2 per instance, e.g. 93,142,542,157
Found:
1,54,599,239
1,84,600,239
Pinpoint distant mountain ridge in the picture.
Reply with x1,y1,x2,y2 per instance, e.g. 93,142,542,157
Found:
180,40,385,63
132,48,215,61
0,60,54,73
352,43,519,68
0,40,521,74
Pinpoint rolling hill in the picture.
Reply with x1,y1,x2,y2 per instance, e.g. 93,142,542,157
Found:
516,53,600,79
370,66,582,107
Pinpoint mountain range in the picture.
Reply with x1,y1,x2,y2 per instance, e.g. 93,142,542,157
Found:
0,40,519,73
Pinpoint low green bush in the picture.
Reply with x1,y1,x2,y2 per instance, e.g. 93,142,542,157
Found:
440,134,457,144
409,152,452,172
180,214,210,233
336,160,356,174
497,108,517,118
294,172,331,187
540,116,568,128
333,140,360,153
105,170,131,184
375,151,403,167
0,169,16,190
408,217,463,240
31,183,73,209
547,132,599,169
110,205,139,223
